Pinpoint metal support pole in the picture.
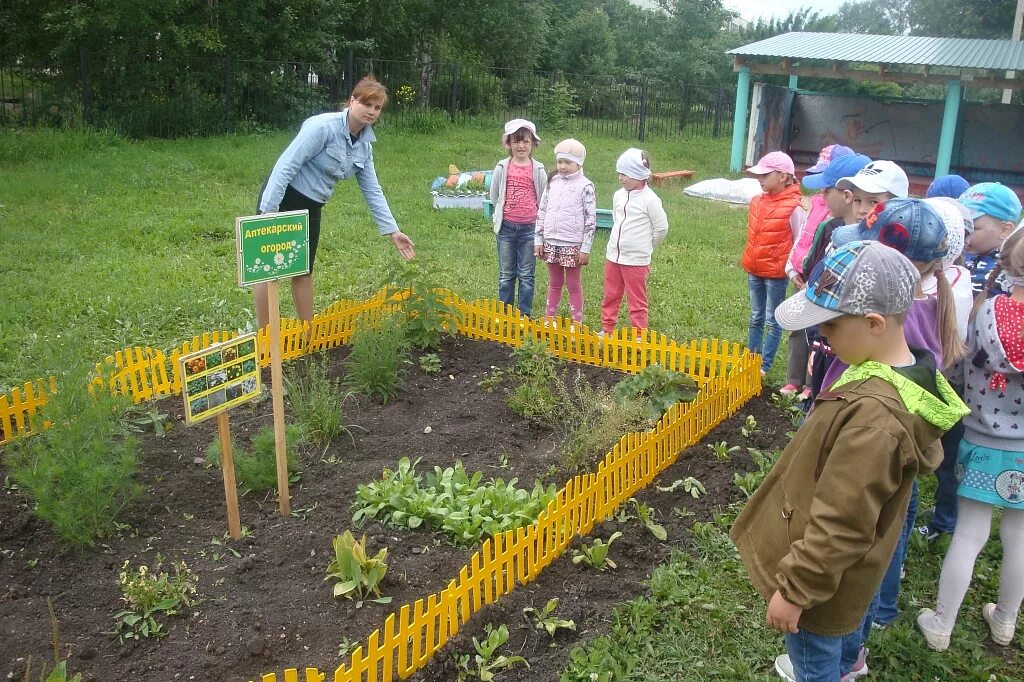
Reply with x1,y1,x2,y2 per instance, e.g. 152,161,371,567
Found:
730,67,751,173
788,74,799,90
935,80,962,178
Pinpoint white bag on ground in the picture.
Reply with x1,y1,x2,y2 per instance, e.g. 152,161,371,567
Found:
683,177,763,205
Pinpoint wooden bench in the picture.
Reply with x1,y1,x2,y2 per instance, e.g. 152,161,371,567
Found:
651,170,695,187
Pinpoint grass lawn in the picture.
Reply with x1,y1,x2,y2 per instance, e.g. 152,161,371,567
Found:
1,125,1020,680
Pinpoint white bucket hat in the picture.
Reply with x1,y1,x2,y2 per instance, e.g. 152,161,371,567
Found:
502,119,540,146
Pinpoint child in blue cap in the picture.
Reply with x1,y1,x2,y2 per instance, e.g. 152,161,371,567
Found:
959,182,1023,297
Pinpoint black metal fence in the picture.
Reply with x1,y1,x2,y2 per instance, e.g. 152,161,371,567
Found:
0,52,734,141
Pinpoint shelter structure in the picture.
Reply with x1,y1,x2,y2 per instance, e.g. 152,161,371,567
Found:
725,32,1024,183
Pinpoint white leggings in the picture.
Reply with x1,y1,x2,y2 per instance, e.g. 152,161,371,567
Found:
933,497,1024,630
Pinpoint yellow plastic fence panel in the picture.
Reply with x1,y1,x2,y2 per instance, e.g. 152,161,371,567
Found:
0,378,55,444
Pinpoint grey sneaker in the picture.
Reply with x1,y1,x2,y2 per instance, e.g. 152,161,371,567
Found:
983,603,1016,646
774,654,796,681
916,608,951,651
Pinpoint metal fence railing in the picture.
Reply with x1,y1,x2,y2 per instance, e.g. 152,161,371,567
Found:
0,52,734,141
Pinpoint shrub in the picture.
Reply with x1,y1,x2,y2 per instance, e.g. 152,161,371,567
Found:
284,353,353,446
233,424,303,493
387,261,460,350
557,372,651,471
4,361,141,548
344,313,410,403
530,81,578,130
612,364,698,422
506,338,562,425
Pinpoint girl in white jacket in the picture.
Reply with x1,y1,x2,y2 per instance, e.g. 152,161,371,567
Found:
600,148,669,336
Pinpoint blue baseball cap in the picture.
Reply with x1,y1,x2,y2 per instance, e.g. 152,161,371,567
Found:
958,182,1023,223
774,240,919,330
832,198,949,262
806,144,855,174
926,174,970,199
802,153,872,190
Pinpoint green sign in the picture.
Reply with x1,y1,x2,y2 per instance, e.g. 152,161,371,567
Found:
179,334,261,425
235,210,310,286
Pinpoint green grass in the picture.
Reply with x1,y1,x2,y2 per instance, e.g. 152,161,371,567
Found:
4,126,1017,678
0,126,751,390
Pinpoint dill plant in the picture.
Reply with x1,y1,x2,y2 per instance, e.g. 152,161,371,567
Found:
5,359,141,548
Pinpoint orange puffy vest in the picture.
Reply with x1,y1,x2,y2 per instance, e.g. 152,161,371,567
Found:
741,183,803,279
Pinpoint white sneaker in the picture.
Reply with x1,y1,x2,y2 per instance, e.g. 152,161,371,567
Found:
983,603,1016,646
916,608,951,651
774,654,796,681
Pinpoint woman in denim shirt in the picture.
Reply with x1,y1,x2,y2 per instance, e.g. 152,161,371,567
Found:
255,75,415,330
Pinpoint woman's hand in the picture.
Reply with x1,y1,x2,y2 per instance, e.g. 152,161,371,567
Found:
578,252,590,266
390,231,416,260
534,245,544,258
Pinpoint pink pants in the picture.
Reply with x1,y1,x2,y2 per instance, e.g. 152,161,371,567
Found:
546,263,584,321
601,261,650,333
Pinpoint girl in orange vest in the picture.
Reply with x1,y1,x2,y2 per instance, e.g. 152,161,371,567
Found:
742,151,805,376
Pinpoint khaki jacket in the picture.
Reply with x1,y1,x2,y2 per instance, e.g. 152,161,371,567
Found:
730,362,968,636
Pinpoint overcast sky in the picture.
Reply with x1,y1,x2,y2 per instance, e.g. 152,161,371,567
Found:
724,0,865,22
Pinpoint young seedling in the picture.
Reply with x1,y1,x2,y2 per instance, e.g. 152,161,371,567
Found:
734,471,762,499
418,353,442,373
629,498,667,540
113,560,199,641
740,414,759,438
706,440,740,461
657,476,706,499
324,531,392,607
455,623,529,681
572,531,622,571
523,597,576,638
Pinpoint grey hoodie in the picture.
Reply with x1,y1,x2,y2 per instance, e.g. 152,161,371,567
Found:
962,296,1024,452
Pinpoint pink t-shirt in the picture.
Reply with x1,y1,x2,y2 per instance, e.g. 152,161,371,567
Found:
502,161,538,223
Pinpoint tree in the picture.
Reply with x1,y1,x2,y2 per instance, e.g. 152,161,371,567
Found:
909,0,1018,39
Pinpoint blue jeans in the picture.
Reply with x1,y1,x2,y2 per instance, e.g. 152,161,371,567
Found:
840,596,879,676
930,419,963,533
872,480,918,626
785,629,845,681
747,275,789,373
497,220,536,316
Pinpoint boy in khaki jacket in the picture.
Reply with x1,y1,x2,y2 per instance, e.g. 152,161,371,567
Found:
730,240,969,681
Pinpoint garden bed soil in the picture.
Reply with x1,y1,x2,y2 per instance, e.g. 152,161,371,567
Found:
0,336,790,682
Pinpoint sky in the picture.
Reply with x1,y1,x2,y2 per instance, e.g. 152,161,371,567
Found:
724,0,865,22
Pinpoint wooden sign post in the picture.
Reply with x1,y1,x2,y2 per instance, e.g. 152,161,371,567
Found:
179,334,261,539
235,210,310,516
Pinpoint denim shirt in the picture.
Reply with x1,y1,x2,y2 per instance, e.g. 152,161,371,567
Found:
259,110,398,235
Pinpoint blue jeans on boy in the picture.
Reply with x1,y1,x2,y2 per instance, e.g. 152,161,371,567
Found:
747,275,788,373
872,480,918,626
929,419,963,534
785,628,847,681
497,219,535,317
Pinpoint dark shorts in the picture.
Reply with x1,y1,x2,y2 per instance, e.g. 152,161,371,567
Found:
257,181,325,273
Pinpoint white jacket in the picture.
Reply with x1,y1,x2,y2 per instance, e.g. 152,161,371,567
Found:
606,185,669,266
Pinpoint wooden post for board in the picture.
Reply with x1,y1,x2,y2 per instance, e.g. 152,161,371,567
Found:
267,280,291,514
217,412,242,540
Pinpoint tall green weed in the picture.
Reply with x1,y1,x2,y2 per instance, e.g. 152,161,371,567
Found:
4,360,141,548
284,353,352,446
343,314,410,403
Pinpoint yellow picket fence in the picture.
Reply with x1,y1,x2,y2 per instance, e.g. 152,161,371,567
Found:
0,289,760,682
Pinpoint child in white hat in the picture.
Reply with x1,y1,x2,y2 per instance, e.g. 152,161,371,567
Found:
534,139,597,325
490,119,547,316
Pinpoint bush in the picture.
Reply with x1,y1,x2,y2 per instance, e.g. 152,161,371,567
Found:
343,313,410,403
232,424,303,494
557,372,652,471
285,353,352,446
387,261,460,350
530,81,578,131
506,338,562,425
5,362,141,548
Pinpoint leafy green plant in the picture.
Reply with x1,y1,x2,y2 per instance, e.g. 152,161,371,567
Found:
506,338,562,424
113,559,198,641
387,261,460,350
232,424,303,494
657,477,707,499
523,598,576,638
324,531,391,606
771,391,806,428
284,353,356,446
740,414,759,438
418,353,442,374
343,313,410,403
5,359,141,547
352,457,556,545
707,440,740,461
455,624,529,681
572,531,622,571
557,371,652,471
612,364,697,421
530,80,578,130
733,447,780,499
120,404,171,436
630,498,667,541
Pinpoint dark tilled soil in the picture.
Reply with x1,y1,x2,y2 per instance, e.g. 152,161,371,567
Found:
0,336,790,682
